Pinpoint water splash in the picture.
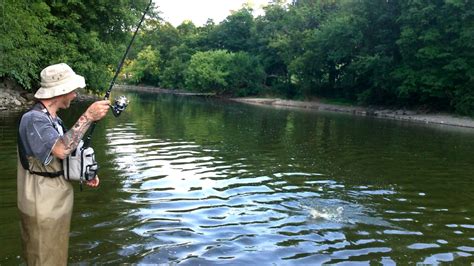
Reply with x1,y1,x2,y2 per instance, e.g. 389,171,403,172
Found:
301,205,344,222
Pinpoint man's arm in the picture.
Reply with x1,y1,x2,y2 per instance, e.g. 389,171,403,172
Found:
52,100,110,159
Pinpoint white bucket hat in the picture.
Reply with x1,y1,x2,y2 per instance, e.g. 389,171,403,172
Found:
34,63,86,99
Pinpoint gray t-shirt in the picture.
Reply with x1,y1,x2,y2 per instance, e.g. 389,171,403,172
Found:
19,108,64,165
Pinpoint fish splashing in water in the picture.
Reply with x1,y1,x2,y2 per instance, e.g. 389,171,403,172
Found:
303,205,344,221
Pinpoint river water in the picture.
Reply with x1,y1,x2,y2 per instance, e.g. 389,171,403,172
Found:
1,90,474,264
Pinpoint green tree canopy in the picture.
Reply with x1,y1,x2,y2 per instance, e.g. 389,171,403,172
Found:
1,0,155,92
3,0,474,115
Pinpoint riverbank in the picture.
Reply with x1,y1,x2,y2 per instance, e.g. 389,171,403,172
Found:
0,89,32,111
0,78,33,111
0,76,100,113
3,83,474,129
116,85,474,129
230,98,474,129
114,84,215,96
112,85,474,129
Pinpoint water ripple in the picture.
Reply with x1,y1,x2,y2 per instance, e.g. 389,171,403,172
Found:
102,124,474,264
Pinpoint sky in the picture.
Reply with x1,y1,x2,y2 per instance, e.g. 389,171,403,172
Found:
155,0,275,26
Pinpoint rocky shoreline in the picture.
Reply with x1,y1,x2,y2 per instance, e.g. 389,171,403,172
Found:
0,89,33,111
114,85,474,129
0,78,34,111
230,98,474,129
2,82,474,129
0,76,100,112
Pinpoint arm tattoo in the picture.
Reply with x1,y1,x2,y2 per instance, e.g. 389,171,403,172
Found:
59,113,92,155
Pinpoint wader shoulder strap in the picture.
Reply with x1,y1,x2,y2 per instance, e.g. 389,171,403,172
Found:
17,130,31,171
17,103,64,178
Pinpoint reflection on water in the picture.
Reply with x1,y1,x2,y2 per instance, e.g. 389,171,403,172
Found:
1,92,474,264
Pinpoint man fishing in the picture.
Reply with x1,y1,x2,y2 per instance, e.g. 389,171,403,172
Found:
17,63,110,265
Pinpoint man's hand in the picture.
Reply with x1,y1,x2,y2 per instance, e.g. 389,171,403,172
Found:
52,100,110,159
85,100,110,121
85,176,100,188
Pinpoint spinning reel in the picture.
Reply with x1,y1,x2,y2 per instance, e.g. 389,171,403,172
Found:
111,95,129,117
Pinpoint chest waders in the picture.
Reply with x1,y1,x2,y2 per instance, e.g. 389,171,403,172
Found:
17,104,73,266
16,1,152,264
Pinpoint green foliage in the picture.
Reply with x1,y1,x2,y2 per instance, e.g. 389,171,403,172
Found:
341,0,401,105
226,52,265,96
210,8,255,52
185,50,231,93
3,0,474,115
254,3,288,72
160,44,193,89
395,0,474,113
1,0,153,93
0,1,53,90
291,12,361,98
184,50,264,96
121,46,161,85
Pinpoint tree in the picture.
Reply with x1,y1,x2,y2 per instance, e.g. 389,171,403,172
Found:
291,12,361,98
0,0,154,92
185,50,231,94
254,2,294,96
227,52,265,96
0,1,54,90
122,45,161,85
347,0,401,105
395,0,474,114
210,7,255,52
160,44,193,89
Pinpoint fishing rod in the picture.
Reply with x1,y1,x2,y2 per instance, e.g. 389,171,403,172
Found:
83,0,153,148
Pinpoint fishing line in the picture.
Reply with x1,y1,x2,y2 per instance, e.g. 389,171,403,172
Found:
83,0,153,148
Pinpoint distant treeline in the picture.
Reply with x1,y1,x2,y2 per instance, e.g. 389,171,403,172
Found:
1,0,473,115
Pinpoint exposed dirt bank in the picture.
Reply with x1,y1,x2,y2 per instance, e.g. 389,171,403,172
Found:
231,98,474,129
3,82,473,129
